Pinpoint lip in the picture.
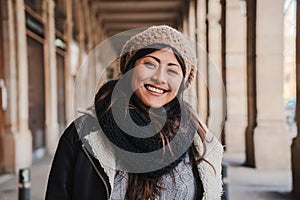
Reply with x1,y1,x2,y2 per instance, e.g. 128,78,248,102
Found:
144,84,169,95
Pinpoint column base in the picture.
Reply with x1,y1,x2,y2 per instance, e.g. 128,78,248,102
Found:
224,119,247,153
254,123,291,169
4,130,32,173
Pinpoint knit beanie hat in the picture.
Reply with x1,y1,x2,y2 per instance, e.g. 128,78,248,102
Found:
119,25,197,89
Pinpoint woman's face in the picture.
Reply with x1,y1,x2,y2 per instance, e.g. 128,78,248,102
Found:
131,48,184,108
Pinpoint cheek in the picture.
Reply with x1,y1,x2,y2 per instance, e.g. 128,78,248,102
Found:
131,68,146,89
132,67,152,83
169,77,183,92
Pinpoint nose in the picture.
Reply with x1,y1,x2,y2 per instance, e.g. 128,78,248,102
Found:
151,66,167,84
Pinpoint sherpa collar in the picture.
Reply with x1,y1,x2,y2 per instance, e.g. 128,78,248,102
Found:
82,125,223,200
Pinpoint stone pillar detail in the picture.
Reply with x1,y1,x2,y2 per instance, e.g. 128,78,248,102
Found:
254,0,291,169
186,0,198,111
2,0,33,172
85,2,97,111
73,0,87,118
182,11,189,34
43,0,59,155
224,0,247,153
196,0,208,123
207,0,225,138
86,48,97,110
2,0,18,172
291,0,300,197
64,0,74,124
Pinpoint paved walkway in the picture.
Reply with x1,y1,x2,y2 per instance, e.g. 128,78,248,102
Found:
0,155,52,200
0,152,298,200
224,153,297,200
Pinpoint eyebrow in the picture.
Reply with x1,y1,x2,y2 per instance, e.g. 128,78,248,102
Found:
144,55,180,68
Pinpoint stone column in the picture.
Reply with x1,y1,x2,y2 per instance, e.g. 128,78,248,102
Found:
224,0,247,153
291,0,300,197
43,0,59,155
182,10,189,34
207,0,225,138
86,3,97,110
94,28,106,83
2,0,33,172
2,0,19,172
186,0,198,111
64,0,74,124
196,0,208,123
73,0,87,118
254,0,291,169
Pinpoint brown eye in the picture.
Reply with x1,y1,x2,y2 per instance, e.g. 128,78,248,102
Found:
167,67,180,75
168,69,178,74
144,61,157,69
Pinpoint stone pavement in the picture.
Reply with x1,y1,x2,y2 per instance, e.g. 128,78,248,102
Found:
224,153,297,200
0,155,52,200
0,152,298,200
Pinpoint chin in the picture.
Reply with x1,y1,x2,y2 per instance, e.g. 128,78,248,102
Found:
149,104,163,108
145,101,163,108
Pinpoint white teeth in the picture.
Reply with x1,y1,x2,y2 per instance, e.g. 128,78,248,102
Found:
146,85,164,94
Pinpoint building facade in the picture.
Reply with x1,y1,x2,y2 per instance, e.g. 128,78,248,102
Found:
0,0,299,197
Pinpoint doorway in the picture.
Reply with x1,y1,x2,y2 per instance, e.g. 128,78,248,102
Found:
56,51,66,134
27,35,46,158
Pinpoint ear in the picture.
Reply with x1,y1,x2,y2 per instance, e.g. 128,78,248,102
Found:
184,67,195,89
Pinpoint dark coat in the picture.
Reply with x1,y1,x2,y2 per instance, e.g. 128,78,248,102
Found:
46,114,224,200
45,116,111,200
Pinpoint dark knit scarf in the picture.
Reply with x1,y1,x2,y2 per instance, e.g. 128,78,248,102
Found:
94,80,197,178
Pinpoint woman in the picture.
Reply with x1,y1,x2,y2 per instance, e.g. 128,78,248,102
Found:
46,25,223,200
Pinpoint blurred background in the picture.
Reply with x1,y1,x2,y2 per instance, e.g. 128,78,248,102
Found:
0,0,300,199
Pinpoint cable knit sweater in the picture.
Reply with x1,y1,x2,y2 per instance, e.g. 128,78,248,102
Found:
109,154,197,200
82,115,224,200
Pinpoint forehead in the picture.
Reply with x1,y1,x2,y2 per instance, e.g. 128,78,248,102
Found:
141,48,178,61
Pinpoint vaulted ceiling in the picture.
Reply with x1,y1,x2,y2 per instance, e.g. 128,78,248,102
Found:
90,0,189,37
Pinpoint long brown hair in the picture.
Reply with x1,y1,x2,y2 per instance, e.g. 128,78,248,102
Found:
95,45,213,200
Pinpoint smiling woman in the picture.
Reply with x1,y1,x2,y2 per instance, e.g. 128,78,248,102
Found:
46,25,223,200
131,46,184,108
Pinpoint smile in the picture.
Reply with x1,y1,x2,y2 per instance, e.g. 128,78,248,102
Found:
144,84,167,94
